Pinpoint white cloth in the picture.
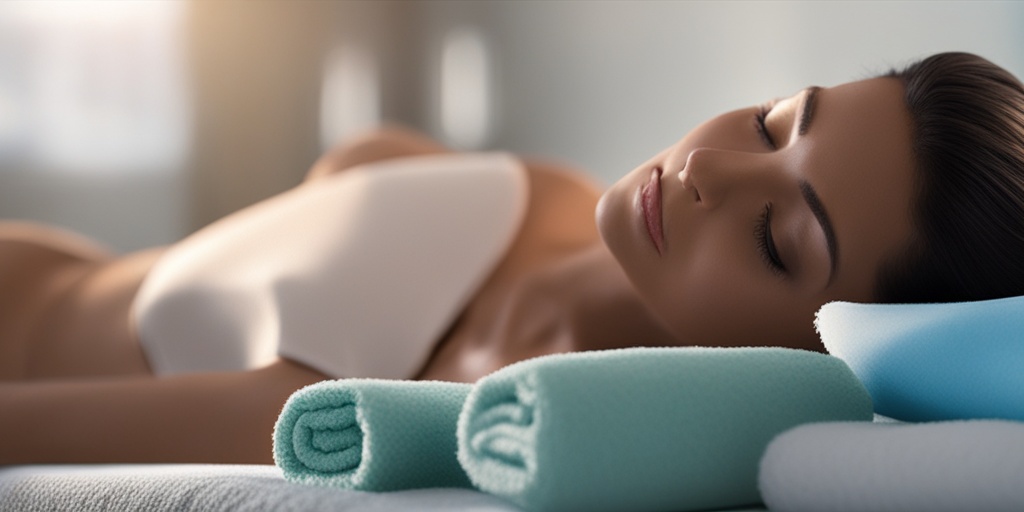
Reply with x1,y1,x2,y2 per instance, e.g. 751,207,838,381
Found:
0,464,524,512
758,420,1024,512
132,153,528,378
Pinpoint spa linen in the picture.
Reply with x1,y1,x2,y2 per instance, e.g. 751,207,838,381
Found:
134,153,528,379
759,420,1024,512
816,298,1024,422
273,379,473,491
456,346,872,512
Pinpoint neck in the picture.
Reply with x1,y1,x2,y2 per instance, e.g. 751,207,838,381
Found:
547,243,679,352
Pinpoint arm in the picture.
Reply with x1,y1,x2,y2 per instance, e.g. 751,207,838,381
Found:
0,359,326,464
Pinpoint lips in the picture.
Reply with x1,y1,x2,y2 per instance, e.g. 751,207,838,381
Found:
640,167,665,254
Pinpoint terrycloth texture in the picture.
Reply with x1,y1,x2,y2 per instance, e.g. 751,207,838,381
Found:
0,464,523,512
816,299,1024,421
456,347,873,512
274,379,473,491
0,464,773,512
759,420,1024,512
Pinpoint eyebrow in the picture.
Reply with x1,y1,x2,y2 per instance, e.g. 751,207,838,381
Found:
799,180,838,283
797,86,821,136
793,86,836,282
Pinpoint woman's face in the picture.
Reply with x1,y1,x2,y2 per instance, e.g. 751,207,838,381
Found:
597,77,916,350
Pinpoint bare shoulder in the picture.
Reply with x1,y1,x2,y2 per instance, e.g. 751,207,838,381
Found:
518,157,605,250
522,158,604,204
305,125,450,181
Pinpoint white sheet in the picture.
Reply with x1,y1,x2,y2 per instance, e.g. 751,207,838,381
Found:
0,464,522,512
759,420,1024,512
0,463,772,511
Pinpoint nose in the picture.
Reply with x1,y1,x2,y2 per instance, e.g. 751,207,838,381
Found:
676,147,770,207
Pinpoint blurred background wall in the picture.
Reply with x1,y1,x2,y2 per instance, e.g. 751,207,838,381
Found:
0,0,1021,252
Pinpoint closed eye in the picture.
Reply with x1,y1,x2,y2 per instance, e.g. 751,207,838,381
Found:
754,104,777,150
755,203,786,276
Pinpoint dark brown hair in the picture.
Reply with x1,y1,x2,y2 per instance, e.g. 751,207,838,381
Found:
876,52,1024,303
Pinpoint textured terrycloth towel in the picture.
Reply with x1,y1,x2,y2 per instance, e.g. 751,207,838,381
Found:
456,347,873,512
273,379,473,491
759,420,1024,512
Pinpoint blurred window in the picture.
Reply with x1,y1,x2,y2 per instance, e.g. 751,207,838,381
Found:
319,44,381,152
0,0,189,175
439,27,491,150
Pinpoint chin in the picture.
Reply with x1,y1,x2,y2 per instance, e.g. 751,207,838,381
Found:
594,184,630,263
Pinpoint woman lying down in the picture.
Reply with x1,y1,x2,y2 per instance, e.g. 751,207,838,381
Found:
1,52,1023,464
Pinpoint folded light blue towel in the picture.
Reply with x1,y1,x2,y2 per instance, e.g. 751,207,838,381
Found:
273,379,473,491
816,299,1024,421
456,347,872,512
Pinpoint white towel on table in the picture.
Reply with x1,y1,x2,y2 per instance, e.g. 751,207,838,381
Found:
758,420,1024,512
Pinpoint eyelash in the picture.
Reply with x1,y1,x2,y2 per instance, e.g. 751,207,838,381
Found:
754,105,777,150
754,203,787,276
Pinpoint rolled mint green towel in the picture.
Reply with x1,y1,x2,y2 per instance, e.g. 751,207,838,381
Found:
273,379,473,491
457,347,872,512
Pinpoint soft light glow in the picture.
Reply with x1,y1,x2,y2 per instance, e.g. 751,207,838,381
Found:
319,44,382,152
0,0,189,175
2,0,179,28
440,28,492,150
0,83,23,157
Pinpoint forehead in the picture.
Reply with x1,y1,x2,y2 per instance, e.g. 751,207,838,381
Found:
799,77,917,299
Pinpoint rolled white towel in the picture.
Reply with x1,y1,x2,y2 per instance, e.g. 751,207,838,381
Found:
759,420,1024,512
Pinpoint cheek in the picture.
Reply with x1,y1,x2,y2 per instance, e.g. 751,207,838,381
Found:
594,188,626,252
662,247,760,345
648,239,813,347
